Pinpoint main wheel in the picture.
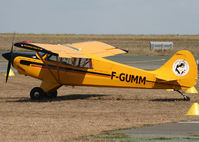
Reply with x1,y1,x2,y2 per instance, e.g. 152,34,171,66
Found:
45,90,58,98
30,87,45,100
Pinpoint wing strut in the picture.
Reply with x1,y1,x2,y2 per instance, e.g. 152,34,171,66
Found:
56,56,61,83
36,52,60,84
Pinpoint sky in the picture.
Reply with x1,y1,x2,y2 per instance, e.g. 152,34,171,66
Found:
0,0,199,35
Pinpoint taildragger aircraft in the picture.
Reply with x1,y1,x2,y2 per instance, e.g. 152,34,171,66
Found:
2,41,198,101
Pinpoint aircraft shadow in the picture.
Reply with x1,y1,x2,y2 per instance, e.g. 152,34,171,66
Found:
6,94,106,103
6,95,188,103
150,98,187,102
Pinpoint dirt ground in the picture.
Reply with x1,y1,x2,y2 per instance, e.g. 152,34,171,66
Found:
0,73,199,142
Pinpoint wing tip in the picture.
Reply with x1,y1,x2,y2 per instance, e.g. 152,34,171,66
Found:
116,47,128,54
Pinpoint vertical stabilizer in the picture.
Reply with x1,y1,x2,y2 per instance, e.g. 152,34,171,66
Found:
151,50,197,89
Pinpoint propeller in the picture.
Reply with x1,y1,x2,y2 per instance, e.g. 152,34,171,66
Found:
5,43,14,83
5,33,16,83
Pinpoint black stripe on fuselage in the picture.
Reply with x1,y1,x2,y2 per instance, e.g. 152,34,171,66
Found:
20,60,111,77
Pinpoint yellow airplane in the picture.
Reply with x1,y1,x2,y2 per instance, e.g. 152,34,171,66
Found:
2,41,198,101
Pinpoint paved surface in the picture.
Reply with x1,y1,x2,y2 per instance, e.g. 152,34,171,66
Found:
113,121,199,142
106,55,170,70
117,121,199,135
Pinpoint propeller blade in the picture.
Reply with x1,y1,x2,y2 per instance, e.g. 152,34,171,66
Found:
5,43,14,83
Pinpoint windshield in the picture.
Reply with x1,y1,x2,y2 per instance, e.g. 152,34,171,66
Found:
38,52,45,57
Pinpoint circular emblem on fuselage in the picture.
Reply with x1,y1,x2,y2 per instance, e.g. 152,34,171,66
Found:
172,59,189,76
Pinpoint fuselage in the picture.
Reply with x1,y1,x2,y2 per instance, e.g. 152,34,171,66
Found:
11,52,185,90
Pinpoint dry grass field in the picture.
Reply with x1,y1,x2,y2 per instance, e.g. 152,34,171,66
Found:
0,73,199,142
1,33,199,56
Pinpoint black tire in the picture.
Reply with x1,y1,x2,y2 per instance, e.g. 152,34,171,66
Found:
45,90,58,98
30,87,45,100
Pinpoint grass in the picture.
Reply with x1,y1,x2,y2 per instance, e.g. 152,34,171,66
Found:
1,33,199,56
183,137,199,140
147,136,199,141
191,135,199,137
85,132,131,141
97,133,130,139
147,137,176,141
142,124,155,127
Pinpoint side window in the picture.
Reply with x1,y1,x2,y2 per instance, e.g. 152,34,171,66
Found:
61,58,93,69
61,58,73,65
77,58,93,69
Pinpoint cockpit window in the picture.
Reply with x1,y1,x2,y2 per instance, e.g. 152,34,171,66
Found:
45,55,92,69
47,54,57,62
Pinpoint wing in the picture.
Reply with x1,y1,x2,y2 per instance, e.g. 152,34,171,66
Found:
66,41,128,57
14,41,127,58
14,42,89,58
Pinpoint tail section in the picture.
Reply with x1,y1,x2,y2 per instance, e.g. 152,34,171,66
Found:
151,50,197,90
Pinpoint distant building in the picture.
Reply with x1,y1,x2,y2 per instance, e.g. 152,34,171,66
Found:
150,41,173,51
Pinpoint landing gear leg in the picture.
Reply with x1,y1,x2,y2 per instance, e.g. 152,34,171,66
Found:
175,90,190,101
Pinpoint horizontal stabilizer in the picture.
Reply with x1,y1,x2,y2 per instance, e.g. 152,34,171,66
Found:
156,74,176,82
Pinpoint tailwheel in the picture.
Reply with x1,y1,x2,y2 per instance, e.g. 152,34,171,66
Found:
45,90,58,98
175,90,190,101
30,87,45,100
